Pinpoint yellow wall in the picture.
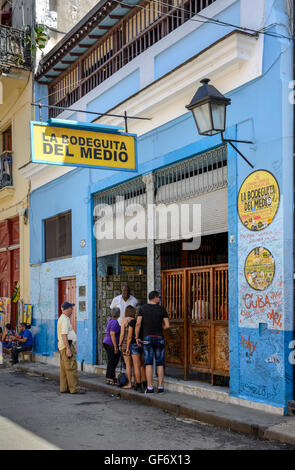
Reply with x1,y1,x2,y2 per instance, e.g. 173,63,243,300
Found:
0,71,33,304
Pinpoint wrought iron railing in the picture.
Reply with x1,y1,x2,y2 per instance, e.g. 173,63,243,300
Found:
0,152,13,189
0,25,31,71
49,0,216,117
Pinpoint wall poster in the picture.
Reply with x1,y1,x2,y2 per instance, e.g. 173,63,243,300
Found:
238,170,280,231
244,247,275,291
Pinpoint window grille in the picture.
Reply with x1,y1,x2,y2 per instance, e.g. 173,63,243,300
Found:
154,146,227,204
93,176,146,217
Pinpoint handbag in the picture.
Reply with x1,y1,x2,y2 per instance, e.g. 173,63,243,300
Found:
117,357,128,387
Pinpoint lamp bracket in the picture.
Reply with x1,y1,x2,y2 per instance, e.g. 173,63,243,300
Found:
221,133,254,169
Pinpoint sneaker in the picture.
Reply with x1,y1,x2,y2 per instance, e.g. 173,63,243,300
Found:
157,387,164,393
145,387,154,394
134,383,144,393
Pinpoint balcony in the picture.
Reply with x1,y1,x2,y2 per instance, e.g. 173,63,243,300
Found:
0,25,31,72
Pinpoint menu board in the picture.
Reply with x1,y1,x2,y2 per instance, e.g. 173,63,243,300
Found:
238,170,280,231
244,247,275,291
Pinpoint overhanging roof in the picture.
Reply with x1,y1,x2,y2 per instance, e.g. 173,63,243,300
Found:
35,0,142,84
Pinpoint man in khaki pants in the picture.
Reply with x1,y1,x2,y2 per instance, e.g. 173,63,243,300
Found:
57,302,85,394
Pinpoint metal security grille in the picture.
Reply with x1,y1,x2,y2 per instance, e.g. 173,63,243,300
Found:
155,146,227,204
93,176,146,214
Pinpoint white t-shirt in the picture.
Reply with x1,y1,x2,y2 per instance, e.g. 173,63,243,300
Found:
110,294,138,324
57,314,77,351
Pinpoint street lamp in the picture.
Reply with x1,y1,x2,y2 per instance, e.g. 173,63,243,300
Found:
186,78,254,168
186,78,231,136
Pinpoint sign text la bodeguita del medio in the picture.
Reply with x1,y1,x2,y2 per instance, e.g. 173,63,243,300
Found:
31,121,138,172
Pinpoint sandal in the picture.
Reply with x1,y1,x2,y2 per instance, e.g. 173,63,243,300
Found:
106,379,116,385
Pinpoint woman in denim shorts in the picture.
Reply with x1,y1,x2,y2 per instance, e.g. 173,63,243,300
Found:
127,314,146,392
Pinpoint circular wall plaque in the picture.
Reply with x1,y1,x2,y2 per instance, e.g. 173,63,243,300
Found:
244,247,275,291
238,170,280,231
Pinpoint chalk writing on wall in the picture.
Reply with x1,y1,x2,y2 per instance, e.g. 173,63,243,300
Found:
240,335,257,354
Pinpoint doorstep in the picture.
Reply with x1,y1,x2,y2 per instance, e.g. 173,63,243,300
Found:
33,353,284,416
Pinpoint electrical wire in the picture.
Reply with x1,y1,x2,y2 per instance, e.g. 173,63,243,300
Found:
115,0,293,40
35,0,294,105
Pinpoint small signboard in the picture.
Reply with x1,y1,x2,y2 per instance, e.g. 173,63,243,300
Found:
120,255,147,266
237,170,280,231
31,120,138,172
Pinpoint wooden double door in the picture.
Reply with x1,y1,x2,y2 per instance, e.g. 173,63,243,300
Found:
161,264,229,383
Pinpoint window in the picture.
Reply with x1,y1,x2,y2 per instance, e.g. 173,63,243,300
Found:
0,1,12,26
2,126,12,151
0,126,12,188
49,0,58,11
45,211,72,261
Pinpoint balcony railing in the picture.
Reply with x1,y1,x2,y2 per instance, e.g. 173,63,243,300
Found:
0,25,31,71
49,0,216,118
0,152,13,189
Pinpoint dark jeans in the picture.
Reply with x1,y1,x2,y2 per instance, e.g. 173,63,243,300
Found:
143,336,165,366
103,343,120,379
11,344,32,364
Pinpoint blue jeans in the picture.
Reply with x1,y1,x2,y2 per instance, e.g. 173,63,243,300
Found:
129,343,143,355
143,336,165,366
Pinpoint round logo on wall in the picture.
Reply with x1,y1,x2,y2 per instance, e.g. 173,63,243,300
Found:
244,247,275,291
237,170,280,231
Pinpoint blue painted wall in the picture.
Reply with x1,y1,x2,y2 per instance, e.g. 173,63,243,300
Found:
30,0,294,411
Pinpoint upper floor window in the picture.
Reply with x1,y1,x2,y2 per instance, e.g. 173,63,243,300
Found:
2,126,12,151
45,211,72,262
0,0,12,27
0,126,12,189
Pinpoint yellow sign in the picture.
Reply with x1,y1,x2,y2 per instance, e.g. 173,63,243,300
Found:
120,255,147,266
31,122,137,172
244,247,275,291
237,170,280,231
122,266,135,272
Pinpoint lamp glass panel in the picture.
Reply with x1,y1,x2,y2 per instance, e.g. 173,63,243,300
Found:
192,102,212,135
211,102,226,131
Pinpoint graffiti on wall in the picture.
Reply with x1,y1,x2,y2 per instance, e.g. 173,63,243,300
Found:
239,290,283,330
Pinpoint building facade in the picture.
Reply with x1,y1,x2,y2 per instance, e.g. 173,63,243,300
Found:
0,0,105,330
24,0,294,413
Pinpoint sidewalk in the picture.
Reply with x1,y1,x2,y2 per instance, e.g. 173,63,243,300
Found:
6,358,295,447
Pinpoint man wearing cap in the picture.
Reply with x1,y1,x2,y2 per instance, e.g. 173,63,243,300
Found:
57,302,85,394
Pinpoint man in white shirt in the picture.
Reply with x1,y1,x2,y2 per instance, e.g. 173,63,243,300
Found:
110,285,138,324
57,301,85,394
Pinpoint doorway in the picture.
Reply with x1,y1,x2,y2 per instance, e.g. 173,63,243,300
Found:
58,277,77,333
160,233,229,385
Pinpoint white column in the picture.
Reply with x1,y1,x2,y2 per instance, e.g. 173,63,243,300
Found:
142,173,155,297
